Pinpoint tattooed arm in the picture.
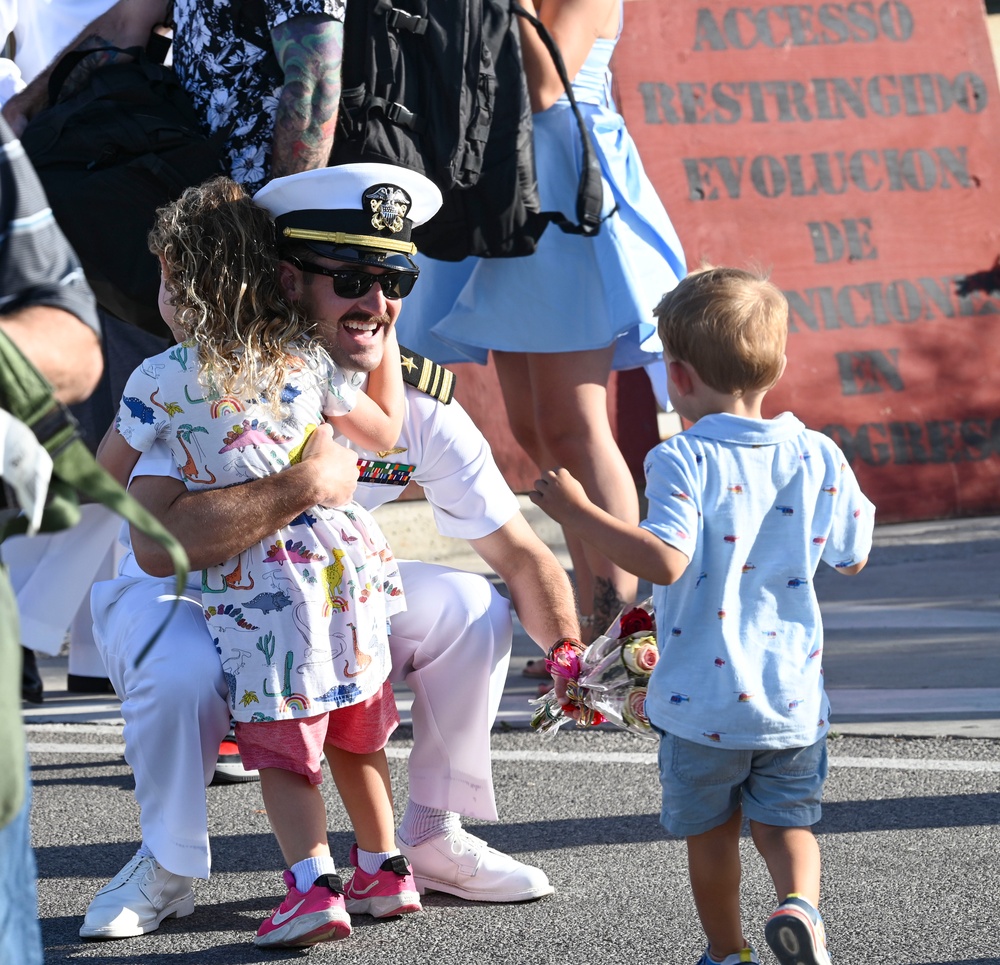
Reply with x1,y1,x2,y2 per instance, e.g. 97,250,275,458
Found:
1,0,168,134
269,13,343,178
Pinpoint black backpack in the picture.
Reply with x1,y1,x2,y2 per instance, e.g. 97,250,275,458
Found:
19,43,228,336
331,0,605,261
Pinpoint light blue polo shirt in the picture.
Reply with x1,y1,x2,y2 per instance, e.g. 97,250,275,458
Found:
641,412,875,750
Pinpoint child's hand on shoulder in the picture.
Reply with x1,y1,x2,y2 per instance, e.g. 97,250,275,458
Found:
529,467,590,523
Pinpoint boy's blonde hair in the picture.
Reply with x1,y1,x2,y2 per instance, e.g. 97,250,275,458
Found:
654,266,788,396
148,176,321,411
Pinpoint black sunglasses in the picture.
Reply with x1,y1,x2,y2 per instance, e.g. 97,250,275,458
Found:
291,260,418,299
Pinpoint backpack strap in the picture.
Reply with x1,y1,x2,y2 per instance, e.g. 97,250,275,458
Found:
0,329,189,666
400,347,456,404
511,2,609,238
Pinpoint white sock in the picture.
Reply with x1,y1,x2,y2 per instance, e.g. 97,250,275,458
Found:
396,802,461,846
355,847,400,875
291,855,337,893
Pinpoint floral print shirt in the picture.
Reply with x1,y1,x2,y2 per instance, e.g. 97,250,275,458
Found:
172,0,345,193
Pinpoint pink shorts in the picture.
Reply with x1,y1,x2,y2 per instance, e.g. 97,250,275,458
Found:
234,682,399,785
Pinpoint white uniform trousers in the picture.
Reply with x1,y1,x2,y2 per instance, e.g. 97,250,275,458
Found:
90,558,512,879
91,578,231,880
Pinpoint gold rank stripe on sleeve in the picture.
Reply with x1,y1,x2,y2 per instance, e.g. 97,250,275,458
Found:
399,348,456,404
356,458,416,486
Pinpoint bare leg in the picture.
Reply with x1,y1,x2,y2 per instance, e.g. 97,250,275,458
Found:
325,747,396,853
687,808,746,960
493,350,594,633
750,821,821,906
258,768,330,867
494,347,640,634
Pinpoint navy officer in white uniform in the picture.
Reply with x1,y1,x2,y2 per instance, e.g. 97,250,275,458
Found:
82,163,581,939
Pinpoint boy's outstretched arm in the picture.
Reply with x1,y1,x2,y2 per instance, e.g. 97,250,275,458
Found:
530,467,689,585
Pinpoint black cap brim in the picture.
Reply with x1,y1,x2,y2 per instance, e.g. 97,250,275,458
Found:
297,241,418,273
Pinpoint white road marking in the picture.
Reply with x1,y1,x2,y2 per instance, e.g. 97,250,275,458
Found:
25,738,1000,773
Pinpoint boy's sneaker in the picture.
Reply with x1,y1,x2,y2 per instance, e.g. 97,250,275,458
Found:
765,895,832,965
344,844,422,918
696,946,760,964
254,871,352,948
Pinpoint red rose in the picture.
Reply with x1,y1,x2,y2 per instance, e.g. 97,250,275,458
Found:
619,607,653,636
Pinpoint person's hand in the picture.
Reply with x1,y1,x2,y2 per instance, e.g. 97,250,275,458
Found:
300,422,359,506
529,466,589,524
551,672,586,719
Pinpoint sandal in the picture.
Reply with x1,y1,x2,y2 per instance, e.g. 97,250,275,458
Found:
522,658,550,679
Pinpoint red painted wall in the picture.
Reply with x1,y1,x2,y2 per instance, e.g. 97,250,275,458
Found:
614,0,1000,522
420,1,1000,524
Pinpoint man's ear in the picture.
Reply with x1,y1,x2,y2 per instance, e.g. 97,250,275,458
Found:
668,359,694,397
278,261,299,300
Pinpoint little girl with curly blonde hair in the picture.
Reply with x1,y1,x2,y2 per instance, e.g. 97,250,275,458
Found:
99,176,420,948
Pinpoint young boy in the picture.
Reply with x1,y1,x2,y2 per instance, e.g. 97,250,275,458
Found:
530,266,874,965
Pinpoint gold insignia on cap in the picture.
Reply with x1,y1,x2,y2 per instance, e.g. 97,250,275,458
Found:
364,184,412,234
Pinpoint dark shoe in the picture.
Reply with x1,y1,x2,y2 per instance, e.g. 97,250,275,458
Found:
21,647,43,704
765,896,832,965
67,673,116,695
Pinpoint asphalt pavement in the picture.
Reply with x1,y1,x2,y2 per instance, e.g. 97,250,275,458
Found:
22,503,1000,964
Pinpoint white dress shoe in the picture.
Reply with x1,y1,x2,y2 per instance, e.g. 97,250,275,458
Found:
396,828,554,903
80,852,195,939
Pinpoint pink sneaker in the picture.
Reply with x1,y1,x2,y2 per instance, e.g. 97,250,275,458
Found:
254,871,352,948
344,844,422,918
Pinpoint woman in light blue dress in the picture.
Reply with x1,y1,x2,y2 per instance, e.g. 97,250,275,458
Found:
398,0,686,639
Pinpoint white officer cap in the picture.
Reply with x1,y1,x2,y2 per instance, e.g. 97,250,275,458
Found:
253,163,443,272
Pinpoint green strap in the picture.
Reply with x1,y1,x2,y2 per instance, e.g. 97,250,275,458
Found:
0,329,188,664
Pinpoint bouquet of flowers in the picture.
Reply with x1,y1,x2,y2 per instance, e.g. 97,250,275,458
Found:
530,598,658,740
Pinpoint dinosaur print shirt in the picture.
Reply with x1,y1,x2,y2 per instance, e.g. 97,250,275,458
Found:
115,341,405,724
640,412,875,750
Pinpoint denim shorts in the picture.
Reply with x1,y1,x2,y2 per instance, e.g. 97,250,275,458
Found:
656,729,828,838
0,758,42,965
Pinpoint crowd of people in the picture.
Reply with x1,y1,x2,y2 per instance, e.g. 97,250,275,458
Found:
0,1,874,963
